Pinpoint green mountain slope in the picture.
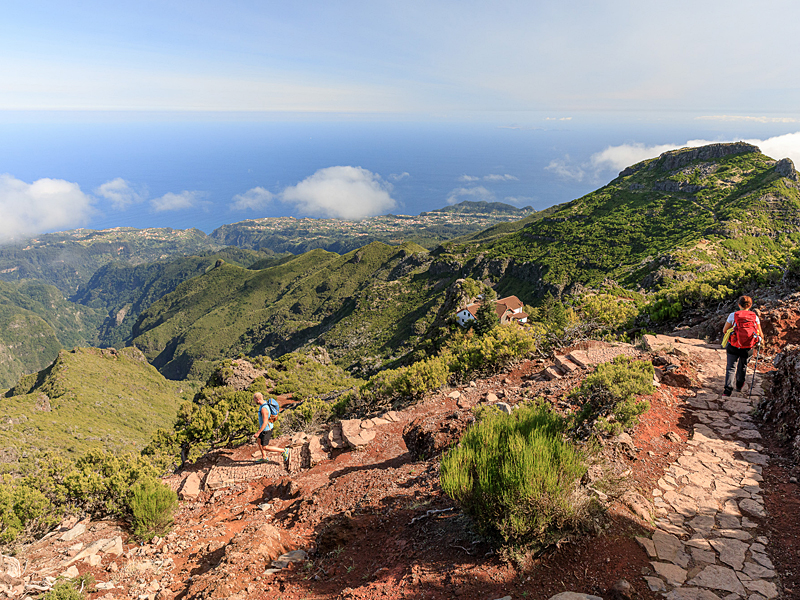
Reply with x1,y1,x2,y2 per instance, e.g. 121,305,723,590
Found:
0,347,186,467
130,242,442,380
0,281,105,389
126,143,800,381
0,227,221,294
71,247,277,348
444,143,800,298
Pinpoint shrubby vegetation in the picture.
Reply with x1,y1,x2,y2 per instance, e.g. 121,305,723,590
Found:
569,355,655,435
645,261,784,321
366,325,539,405
0,450,173,545
130,477,178,542
440,403,587,551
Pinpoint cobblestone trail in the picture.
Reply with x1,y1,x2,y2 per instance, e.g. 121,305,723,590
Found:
640,336,778,600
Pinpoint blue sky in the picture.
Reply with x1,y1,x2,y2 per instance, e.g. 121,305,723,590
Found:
3,1,800,241
3,0,800,114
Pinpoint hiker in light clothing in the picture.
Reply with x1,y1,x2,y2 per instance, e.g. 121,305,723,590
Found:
721,295,763,397
253,392,287,463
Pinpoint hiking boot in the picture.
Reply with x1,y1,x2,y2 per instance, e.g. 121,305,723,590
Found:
722,388,733,397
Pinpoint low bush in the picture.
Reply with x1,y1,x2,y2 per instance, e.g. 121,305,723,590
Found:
1,449,165,545
440,403,586,551
0,475,57,543
130,477,178,542
577,294,640,330
569,355,654,436
274,396,333,435
42,581,85,600
365,325,538,404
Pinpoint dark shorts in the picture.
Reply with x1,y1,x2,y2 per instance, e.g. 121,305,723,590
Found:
258,429,273,446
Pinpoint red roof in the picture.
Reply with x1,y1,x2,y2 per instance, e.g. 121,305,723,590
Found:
496,295,523,311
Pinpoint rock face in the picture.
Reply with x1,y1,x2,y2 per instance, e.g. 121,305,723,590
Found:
402,410,475,460
651,142,760,172
775,157,799,181
758,346,800,462
178,472,202,500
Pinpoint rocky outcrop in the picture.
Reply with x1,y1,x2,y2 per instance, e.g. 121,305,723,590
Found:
775,157,799,181
211,358,271,391
650,142,760,172
653,181,706,194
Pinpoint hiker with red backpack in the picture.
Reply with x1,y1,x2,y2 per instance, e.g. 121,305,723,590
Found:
721,295,764,397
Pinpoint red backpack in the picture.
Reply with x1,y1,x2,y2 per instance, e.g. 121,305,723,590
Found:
731,310,759,349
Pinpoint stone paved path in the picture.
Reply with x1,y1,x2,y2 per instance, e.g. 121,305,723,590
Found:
639,336,778,600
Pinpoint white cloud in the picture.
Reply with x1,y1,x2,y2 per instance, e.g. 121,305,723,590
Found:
151,190,206,212
231,187,275,211
0,174,94,243
749,132,800,166
389,172,410,181
548,131,800,184
459,174,518,182
446,186,495,205
280,166,396,219
588,142,694,173
483,173,518,182
545,156,587,181
94,178,146,210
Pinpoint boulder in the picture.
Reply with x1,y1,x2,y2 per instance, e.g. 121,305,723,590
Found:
622,491,652,521
307,436,329,465
402,410,474,460
613,432,637,459
340,419,376,448
179,472,202,500
59,522,86,542
327,426,348,449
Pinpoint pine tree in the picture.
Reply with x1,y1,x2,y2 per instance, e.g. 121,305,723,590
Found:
474,294,499,335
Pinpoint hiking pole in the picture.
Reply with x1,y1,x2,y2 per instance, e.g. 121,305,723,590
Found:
748,343,761,399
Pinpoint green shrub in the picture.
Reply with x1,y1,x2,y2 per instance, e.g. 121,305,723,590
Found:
447,325,538,379
577,294,640,329
569,356,654,435
130,477,178,542
0,475,57,543
42,581,85,600
274,396,332,434
440,403,586,551
1,449,165,545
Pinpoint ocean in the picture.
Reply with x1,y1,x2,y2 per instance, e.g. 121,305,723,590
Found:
1,111,797,235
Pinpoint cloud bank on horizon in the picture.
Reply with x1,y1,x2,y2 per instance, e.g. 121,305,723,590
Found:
547,131,800,182
0,174,208,244
232,166,396,220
